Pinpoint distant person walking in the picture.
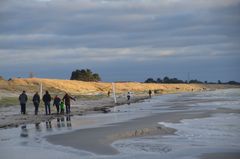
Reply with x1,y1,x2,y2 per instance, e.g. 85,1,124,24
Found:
32,92,40,115
43,91,52,115
53,95,61,114
107,90,111,97
19,91,28,114
148,90,152,98
62,93,75,114
127,92,131,101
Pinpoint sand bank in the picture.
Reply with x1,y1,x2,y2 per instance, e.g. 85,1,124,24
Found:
46,107,240,155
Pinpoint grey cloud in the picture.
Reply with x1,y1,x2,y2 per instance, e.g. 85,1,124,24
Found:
0,0,239,81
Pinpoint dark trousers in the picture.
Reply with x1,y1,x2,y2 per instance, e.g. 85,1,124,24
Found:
20,103,26,114
44,102,51,115
34,102,39,115
65,104,70,114
55,104,60,114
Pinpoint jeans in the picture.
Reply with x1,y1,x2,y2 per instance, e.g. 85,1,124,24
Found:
55,104,60,114
20,103,26,114
65,104,70,114
44,102,51,115
34,102,39,115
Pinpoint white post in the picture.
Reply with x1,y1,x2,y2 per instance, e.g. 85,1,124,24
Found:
40,82,43,99
112,82,117,104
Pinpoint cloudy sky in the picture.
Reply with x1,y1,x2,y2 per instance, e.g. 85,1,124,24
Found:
0,0,240,82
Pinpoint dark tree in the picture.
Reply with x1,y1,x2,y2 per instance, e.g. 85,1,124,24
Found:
144,78,156,83
189,79,203,84
156,78,163,83
227,81,240,85
70,69,101,82
163,76,170,83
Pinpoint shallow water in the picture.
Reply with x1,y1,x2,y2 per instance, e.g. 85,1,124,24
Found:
113,113,240,159
0,89,240,159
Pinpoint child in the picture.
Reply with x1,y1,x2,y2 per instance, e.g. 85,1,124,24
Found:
60,101,65,114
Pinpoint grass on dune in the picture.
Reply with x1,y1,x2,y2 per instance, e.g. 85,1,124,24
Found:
0,97,19,107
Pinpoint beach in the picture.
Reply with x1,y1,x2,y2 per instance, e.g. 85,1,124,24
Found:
1,78,239,128
0,88,240,159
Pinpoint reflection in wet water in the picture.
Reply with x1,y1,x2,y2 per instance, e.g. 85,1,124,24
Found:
20,125,28,138
46,121,52,131
19,116,72,138
56,115,72,128
66,115,72,128
35,123,41,132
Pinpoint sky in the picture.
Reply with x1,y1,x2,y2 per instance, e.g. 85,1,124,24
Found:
0,0,240,82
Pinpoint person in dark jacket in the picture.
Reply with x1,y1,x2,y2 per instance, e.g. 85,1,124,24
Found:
32,92,40,115
19,91,28,114
62,93,75,114
148,90,152,98
127,92,131,101
53,95,61,114
42,91,52,115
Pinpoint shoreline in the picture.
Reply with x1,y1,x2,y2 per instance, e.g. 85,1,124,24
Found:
0,95,148,129
0,87,239,129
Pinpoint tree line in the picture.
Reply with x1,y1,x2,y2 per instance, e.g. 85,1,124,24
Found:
144,76,240,85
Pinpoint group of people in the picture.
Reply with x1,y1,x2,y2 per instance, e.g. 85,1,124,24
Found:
19,91,75,115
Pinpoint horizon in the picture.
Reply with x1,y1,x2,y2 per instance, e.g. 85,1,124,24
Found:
0,0,240,82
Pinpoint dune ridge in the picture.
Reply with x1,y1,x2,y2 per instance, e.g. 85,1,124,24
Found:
1,78,237,95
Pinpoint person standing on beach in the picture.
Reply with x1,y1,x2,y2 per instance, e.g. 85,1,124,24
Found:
53,95,61,114
148,90,152,98
127,92,131,101
62,93,75,114
19,91,28,114
42,91,52,115
107,90,111,97
32,92,40,115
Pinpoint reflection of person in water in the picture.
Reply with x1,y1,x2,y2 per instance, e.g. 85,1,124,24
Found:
56,116,72,128
66,115,71,128
45,121,52,131
61,117,65,127
57,118,61,128
35,123,41,132
20,125,28,137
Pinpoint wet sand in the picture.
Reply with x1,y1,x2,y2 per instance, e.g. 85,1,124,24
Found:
46,108,240,155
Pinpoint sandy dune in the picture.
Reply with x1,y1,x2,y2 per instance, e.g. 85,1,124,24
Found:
1,78,238,96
